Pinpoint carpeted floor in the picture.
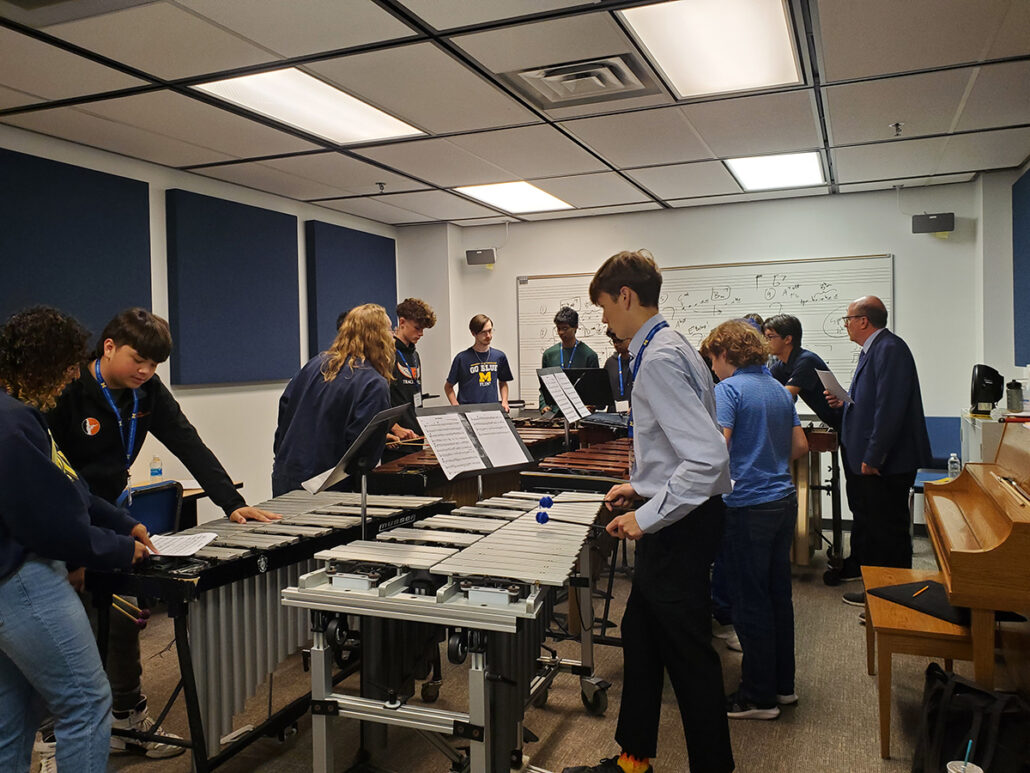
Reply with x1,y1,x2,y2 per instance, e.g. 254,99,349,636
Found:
75,534,979,773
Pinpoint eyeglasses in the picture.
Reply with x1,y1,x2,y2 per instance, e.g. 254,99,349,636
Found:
764,332,781,340
840,315,867,324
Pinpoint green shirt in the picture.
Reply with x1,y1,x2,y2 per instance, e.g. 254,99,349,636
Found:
539,341,599,411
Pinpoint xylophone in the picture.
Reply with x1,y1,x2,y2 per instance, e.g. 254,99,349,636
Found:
87,490,449,773
537,437,633,479
283,491,612,773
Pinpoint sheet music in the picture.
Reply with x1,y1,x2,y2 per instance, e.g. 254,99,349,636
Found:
540,373,578,419
150,532,217,556
816,369,854,404
419,413,484,480
303,466,345,494
466,411,530,468
556,372,590,418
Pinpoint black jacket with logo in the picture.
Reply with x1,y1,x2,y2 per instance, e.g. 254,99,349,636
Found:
389,337,422,432
47,365,246,516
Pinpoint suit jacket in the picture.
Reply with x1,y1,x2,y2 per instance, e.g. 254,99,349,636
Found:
841,328,931,475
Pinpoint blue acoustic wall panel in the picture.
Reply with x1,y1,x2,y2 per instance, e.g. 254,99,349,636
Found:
0,147,151,340
304,220,397,358
1014,168,1030,367
166,189,299,384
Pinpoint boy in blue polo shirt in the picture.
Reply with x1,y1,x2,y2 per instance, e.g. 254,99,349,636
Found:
701,320,809,721
444,314,513,410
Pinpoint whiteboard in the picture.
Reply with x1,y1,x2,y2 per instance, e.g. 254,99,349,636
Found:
516,254,893,402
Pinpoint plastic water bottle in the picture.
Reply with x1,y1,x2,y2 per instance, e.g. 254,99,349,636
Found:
947,453,961,479
149,455,163,479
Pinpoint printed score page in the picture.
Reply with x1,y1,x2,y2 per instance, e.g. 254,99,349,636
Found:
539,373,578,419
555,372,590,419
150,532,217,556
466,411,531,468
419,413,485,480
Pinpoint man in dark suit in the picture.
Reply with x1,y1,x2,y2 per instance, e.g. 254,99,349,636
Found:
825,296,931,605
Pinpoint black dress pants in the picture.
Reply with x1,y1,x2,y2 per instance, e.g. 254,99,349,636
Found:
844,461,915,569
614,497,734,772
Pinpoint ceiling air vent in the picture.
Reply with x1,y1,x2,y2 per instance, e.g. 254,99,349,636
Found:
500,54,661,109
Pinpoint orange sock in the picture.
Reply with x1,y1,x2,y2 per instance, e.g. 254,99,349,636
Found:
617,753,651,773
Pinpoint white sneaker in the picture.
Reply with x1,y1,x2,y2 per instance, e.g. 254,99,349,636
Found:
725,633,743,652
776,693,799,705
34,737,57,773
110,697,186,758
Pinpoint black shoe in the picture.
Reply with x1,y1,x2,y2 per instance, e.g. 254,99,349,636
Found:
726,691,780,720
563,758,653,773
842,590,866,607
839,559,862,582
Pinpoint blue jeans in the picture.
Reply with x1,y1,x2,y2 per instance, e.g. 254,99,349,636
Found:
723,493,797,707
0,559,112,773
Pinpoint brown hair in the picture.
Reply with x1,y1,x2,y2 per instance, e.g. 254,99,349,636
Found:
699,320,769,368
469,314,492,335
96,307,173,362
396,298,436,329
322,303,395,382
589,250,662,307
0,306,90,411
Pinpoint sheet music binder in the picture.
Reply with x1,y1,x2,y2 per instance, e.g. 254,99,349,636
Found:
416,403,534,480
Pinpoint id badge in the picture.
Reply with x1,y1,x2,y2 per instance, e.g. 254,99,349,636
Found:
413,392,424,408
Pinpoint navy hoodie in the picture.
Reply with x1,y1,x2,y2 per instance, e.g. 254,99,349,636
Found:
0,392,137,581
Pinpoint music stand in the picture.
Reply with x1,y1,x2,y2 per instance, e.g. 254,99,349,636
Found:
563,367,614,409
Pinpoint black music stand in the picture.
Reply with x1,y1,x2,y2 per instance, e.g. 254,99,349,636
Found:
314,404,409,539
563,367,615,409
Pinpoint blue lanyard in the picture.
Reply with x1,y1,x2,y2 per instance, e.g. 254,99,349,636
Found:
94,359,139,474
628,321,669,437
560,342,579,369
617,356,628,398
396,347,419,380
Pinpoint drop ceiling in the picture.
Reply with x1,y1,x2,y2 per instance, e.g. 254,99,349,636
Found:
1,0,1027,227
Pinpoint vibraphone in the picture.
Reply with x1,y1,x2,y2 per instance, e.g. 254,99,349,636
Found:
370,426,568,505
87,490,449,772
283,491,611,773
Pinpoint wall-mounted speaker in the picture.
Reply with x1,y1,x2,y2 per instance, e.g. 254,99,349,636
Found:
466,248,496,265
912,213,955,233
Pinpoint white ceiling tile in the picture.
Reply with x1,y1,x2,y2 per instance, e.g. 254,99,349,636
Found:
937,127,1030,173
838,173,975,193
954,61,1030,133
80,91,319,160
396,0,588,30
0,105,236,166
561,108,713,168
177,0,416,57
520,202,661,221
446,125,607,179
624,161,740,199
315,197,433,224
816,0,1012,81
377,190,501,220
667,187,829,208
541,93,674,122
0,85,43,111
191,161,349,200
354,138,514,187
988,0,1030,59
307,43,537,134
452,216,519,227
261,153,429,196
681,90,822,156
823,69,972,145
529,172,650,208
0,27,146,102
43,2,280,80
832,136,949,183
452,12,637,74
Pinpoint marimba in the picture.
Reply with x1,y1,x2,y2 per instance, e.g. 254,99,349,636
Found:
87,490,449,773
537,438,633,479
283,491,610,773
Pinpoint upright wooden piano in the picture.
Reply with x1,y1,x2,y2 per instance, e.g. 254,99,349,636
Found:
924,422,1030,687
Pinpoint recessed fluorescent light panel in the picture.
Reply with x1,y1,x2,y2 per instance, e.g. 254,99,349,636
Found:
619,0,801,99
725,152,824,191
455,182,573,213
194,68,423,145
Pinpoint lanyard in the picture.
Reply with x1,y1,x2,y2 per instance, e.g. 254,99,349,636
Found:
617,355,630,398
396,347,419,380
94,360,139,506
628,321,669,437
560,342,579,369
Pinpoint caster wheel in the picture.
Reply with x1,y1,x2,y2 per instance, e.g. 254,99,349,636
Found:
823,568,842,586
277,722,298,743
447,632,468,664
581,688,608,716
421,681,441,703
510,750,524,768
531,687,549,708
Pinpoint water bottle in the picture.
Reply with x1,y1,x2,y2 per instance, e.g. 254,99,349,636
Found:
149,455,163,479
947,453,961,479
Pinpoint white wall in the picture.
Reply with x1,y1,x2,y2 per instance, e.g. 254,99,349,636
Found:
0,124,397,522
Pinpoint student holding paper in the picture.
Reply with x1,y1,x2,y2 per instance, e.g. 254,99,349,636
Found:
273,304,394,496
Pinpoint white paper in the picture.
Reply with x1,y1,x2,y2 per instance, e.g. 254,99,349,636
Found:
303,466,342,494
466,412,530,468
418,413,484,480
816,369,854,405
540,373,579,420
177,479,201,490
150,532,217,556
556,373,590,419
615,400,630,413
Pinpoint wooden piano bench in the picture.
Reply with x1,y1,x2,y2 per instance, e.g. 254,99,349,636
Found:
862,566,974,759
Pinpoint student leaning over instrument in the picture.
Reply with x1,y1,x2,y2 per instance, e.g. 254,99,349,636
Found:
700,320,808,722
43,307,279,765
0,307,152,773
273,303,394,496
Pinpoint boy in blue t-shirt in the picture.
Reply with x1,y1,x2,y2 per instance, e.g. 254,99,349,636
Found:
444,314,513,409
700,320,808,722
